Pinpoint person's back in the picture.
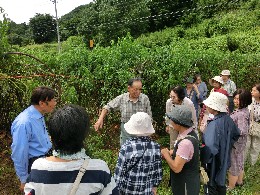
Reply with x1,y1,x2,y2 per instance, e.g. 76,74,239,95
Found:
25,158,117,195
24,104,118,195
202,92,240,194
114,112,162,195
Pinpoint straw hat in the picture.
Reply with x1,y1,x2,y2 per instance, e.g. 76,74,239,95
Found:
124,112,155,136
203,92,228,112
166,105,193,127
221,70,231,76
209,76,224,86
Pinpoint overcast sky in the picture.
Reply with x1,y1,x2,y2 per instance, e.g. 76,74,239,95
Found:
0,0,93,24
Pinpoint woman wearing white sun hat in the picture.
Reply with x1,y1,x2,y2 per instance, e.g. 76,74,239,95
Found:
114,112,162,195
202,92,240,194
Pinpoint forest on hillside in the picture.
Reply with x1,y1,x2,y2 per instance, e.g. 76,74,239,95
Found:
1,0,260,194
3,0,257,46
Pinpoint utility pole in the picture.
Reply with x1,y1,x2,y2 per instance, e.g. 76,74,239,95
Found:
51,0,61,53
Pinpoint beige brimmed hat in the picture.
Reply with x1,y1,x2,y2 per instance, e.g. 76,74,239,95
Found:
221,70,231,76
124,112,155,136
209,76,224,86
203,92,228,112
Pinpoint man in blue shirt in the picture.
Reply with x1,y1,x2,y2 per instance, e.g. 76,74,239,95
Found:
11,86,57,192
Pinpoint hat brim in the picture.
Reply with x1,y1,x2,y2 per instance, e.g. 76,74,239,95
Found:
124,122,155,136
166,114,193,128
203,99,227,112
209,78,223,86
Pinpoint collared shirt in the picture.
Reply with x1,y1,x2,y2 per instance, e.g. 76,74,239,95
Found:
203,112,240,186
223,79,236,96
114,137,162,194
184,88,203,117
104,92,152,123
197,81,208,100
166,97,198,130
11,105,52,183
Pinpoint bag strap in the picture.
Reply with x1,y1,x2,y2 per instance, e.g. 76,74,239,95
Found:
69,159,89,195
250,103,254,123
125,141,151,174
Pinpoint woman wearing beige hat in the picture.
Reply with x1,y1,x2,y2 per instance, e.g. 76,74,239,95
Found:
199,76,228,132
221,70,237,112
202,92,240,195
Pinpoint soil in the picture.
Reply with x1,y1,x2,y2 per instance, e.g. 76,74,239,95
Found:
0,131,20,195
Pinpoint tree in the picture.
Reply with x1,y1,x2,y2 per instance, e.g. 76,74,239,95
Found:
29,13,57,44
7,21,32,46
0,7,10,53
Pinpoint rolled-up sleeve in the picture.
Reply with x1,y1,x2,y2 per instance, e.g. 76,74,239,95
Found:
103,94,123,113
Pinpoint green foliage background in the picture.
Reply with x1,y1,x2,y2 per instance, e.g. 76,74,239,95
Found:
0,0,260,194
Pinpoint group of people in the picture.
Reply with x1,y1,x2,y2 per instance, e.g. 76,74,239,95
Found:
10,71,260,195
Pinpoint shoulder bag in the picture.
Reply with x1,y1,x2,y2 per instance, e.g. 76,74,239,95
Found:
249,104,260,137
69,159,89,195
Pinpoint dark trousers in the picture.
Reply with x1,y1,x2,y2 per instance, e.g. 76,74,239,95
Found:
204,184,226,195
28,149,52,173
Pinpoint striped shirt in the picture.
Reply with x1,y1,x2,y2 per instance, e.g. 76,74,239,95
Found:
104,92,152,123
24,158,119,195
114,137,162,194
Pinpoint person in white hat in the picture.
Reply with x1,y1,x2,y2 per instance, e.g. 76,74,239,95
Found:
221,70,237,112
199,76,228,133
114,112,162,195
162,105,200,195
202,92,240,194
209,76,228,96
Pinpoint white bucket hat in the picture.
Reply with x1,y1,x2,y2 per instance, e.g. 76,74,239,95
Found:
203,92,228,112
209,76,224,86
124,112,155,136
221,70,231,76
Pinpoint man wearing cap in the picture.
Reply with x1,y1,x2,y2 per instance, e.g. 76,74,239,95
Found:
184,77,203,119
221,70,237,112
202,92,240,194
94,78,152,145
162,105,200,195
114,112,162,195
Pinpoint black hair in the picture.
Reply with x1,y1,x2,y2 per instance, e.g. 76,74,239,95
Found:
170,85,185,101
193,74,201,81
128,78,142,86
47,104,90,154
254,83,260,92
233,88,252,109
30,86,57,105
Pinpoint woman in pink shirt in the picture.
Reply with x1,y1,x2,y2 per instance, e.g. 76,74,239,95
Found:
162,105,200,195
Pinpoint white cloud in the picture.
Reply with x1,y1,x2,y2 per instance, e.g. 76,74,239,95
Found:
0,0,93,24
